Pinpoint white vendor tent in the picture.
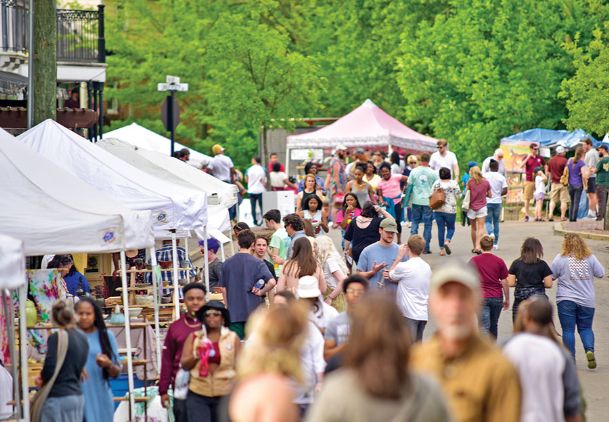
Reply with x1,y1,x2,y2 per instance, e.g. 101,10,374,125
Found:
286,99,437,172
18,120,208,233
0,127,154,254
97,137,236,232
103,123,212,169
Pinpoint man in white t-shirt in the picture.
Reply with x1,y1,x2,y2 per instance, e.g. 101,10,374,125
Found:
385,235,432,342
430,139,459,180
246,156,267,226
483,159,508,249
209,144,234,183
482,148,506,177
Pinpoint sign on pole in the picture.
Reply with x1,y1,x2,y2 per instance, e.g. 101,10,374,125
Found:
157,75,188,156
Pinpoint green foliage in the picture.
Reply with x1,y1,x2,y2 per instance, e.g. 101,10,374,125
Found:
105,0,609,171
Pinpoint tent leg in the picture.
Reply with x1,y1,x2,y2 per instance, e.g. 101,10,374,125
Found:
2,291,19,420
120,250,136,419
171,232,180,319
184,235,191,283
285,146,290,176
220,242,225,262
19,284,29,421
202,227,210,296
148,246,162,371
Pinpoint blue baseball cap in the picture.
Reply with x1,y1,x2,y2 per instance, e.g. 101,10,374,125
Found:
198,237,220,252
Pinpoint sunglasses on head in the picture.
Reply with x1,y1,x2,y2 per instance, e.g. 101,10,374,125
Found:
205,310,222,317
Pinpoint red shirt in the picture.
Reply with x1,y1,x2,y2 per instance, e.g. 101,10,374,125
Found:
548,155,567,184
524,155,545,182
470,253,509,298
158,314,201,395
467,179,491,211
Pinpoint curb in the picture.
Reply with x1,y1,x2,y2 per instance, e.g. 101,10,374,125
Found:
553,223,609,241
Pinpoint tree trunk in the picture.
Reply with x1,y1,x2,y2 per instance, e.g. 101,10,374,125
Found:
32,0,57,125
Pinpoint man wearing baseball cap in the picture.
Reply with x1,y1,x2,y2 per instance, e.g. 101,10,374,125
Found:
547,146,570,221
356,217,406,293
410,261,521,422
595,144,609,222
208,144,234,183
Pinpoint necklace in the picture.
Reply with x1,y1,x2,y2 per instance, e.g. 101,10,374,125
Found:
183,315,200,328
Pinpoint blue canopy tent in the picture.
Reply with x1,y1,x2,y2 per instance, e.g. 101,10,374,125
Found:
501,128,599,149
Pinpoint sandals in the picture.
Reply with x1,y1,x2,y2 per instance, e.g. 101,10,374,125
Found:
444,243,452,255
471,249,482,255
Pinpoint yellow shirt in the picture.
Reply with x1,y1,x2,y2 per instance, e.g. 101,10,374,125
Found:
410,334,521,422
363,174,382,192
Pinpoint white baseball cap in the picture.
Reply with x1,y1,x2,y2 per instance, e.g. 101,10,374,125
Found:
335,144,347,151
431,261,480,294
297,275,321,299
556,146,565,154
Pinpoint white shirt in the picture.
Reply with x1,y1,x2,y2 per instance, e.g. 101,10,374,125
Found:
310,301,339,332
295,321,326,404
246,164,267,194
269,171,288,188
535,175,546,195
503,334,565,422
429,150,458,177
389,257,432,321
481,156,506,177
585,149,599,178
323,254,344,289
209,154,234,182
483,172,507,204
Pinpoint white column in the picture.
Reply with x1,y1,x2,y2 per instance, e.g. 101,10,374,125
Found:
148,246,162,369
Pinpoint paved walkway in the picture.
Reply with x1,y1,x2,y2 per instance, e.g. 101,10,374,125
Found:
328,220,609,420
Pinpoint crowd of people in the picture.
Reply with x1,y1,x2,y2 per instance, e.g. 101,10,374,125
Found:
31,140,609,422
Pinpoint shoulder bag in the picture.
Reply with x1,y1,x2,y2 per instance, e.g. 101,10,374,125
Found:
429,185,446,210
461,188,471,211
560,160,570,186
31,330,69,422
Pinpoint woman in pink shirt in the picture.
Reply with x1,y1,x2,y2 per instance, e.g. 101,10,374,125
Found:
466,166,491,254
377,163,408,243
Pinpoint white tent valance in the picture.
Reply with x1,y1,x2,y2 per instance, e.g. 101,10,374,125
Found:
0,234,25,289
18,120,208,233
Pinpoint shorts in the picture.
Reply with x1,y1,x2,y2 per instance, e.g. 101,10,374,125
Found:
587,177,596,194
467,207,487,219
550,183,570,203
524,181,535,201
534,192,545,201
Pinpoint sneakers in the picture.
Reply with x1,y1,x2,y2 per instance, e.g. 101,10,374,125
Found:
493,244,498,250
586,350,597,369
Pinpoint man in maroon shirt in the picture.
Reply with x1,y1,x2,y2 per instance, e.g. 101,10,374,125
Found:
547,146,569,221
159,282,206,421
469,235,509,339
519,143,546,221
267,152,285,173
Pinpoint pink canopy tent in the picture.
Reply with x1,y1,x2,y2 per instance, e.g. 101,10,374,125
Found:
286,99,437,159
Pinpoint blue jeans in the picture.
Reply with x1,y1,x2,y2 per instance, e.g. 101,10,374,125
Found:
485,203,501,244
434,212,456,248
480,297,503,339
249,193,263,224
557,300,595,359
411,204,433,251
568,186,583,222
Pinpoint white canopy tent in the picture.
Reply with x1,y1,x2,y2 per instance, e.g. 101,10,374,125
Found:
18,120,208,233
103,123,212,169
0,127,158,420
286,99,437,173
97,137,236,232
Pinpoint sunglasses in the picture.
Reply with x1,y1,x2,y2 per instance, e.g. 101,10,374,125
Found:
204,310,222,317
437,145,445,149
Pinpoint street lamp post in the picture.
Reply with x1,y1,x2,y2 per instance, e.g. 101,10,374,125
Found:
158,75,188,156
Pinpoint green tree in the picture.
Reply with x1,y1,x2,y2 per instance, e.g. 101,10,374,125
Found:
560,25,609,136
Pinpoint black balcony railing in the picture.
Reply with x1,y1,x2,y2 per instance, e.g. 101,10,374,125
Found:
0,2,105,63
57,5,105,63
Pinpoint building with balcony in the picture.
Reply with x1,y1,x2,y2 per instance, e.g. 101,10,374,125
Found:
0,0,106,138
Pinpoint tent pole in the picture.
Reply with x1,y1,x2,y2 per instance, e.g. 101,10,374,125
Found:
19,283,29,421
202,227,210,295
2,290,19,420
184,233,191,283
220,242,225,262
148,246,162,370
171,232,180,319
119,250,136,418
285,146,290,176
